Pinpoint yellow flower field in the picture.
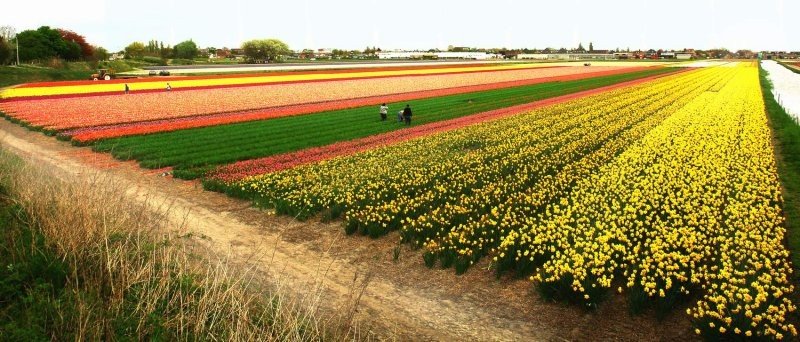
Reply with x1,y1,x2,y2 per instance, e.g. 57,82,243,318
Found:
230,63,796,340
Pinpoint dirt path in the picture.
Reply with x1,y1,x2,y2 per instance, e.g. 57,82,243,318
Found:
0,118,696,341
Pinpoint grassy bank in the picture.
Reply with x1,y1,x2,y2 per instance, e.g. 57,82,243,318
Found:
760,64,800,273
0,148,360,340
0,65,89,88
0,60,156,88
93,67,678,179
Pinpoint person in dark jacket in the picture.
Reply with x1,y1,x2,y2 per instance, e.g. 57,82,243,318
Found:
124,83,130,94
402,104,412,125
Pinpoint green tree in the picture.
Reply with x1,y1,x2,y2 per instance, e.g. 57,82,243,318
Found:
174,40,198,59
160,43,172,58
62,40,82,60
16,29,52,61
33,26,75,59
125,41,146,59
14,26,82,61
93,46,109,61
241,38,290,63
146,39,159,54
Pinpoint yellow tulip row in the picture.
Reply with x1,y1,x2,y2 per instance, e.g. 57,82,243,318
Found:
234,64,795,339
237,68,714,225
416,68,731,272
236,67,727,239
493,64,795,339
238,67,723,240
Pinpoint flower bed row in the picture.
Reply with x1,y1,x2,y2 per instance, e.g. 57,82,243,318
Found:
12,62,501,88
217,64,797,340
65,67,657,142
2,66,644,132
495,64,795,339
207,69,685,183
0,62,550,99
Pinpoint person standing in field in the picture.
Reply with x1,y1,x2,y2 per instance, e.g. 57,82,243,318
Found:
402,104,413,126
397,109,404,123
166,83,172,91
379,103,388,121
124,83,130,94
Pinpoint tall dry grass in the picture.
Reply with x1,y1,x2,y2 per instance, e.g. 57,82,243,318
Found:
0,146,368,341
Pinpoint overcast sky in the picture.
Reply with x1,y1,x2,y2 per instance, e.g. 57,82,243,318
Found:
0,0,795,52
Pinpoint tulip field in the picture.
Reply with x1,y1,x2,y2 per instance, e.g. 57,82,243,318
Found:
2,66,653,135
211,63,796,339
0,62,550,98
0,61,797,339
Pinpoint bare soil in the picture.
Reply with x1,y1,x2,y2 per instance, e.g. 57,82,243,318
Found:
0,119,697,341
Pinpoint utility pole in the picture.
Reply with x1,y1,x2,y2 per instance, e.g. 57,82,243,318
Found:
16,35,20,65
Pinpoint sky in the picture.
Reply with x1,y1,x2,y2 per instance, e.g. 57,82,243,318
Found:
0,0,796,52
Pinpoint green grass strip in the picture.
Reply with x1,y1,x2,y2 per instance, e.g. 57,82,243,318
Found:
759,63,800,274
93,68,676,177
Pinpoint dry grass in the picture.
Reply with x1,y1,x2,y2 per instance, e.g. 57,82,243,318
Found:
0,146,368,341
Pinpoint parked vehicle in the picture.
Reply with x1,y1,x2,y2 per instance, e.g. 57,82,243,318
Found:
90,69,115,81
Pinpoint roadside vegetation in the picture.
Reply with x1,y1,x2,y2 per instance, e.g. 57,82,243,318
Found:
0,148,362,340
0,60,156,88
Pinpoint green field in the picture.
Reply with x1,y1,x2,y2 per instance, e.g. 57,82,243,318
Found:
93,67,677,179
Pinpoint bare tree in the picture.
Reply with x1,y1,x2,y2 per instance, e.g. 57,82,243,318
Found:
0,26,16,41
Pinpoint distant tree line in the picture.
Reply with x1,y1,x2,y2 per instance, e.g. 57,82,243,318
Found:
0,26,111,64
124,39,199,63
124,38,288,63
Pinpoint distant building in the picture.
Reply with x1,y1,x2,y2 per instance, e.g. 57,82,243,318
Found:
377,51,501,60
762,51,800,60
516,53,616,61
215,48,232,59
613,52,632,59
316,49,333,58
660,51,677,58
660,51,694,60
515,53,550,60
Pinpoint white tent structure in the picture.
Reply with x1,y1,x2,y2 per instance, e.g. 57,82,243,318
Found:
762,60,800,122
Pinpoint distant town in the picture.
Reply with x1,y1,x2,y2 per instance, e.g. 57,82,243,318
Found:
127,43,797,64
